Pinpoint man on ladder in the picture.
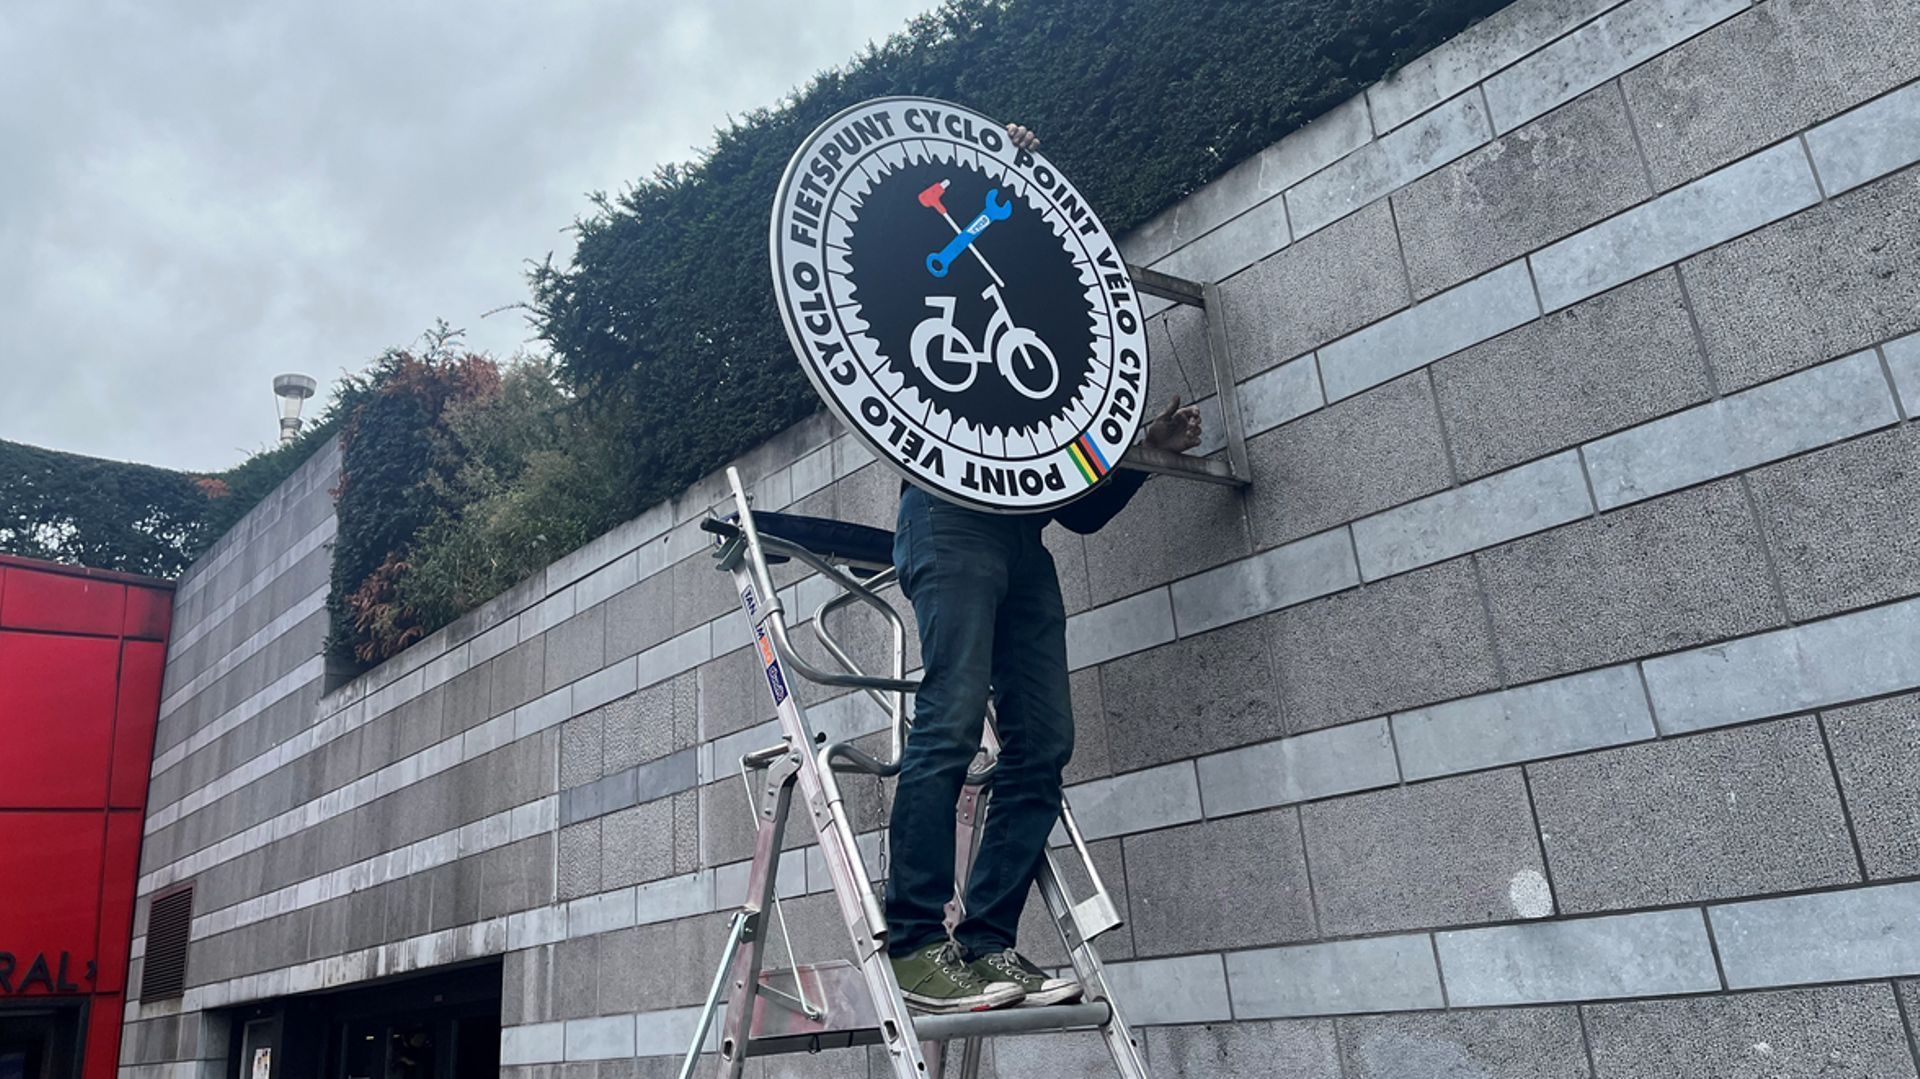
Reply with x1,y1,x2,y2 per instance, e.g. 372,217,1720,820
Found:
887,123,1208,1015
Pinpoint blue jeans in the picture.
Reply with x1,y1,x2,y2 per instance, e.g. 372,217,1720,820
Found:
886,486,1075,959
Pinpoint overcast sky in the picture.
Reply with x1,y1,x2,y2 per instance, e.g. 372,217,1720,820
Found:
0,0,939,472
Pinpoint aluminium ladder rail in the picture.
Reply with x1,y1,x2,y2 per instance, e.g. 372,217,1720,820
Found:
677,466,1150,1079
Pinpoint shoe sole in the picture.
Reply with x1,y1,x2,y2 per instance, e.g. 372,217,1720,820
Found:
1017,983,1084,1008
902,984,1027,1014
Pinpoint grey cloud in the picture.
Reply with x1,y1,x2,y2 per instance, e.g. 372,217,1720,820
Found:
0,0,936,471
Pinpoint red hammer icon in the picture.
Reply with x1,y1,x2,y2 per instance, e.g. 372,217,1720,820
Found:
916,179,1006,287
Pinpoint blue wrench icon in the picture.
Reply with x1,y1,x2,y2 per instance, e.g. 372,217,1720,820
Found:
926,189,1012,278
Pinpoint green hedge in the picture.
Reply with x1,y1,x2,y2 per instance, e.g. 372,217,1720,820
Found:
0,424,336,579
534,0,1513,523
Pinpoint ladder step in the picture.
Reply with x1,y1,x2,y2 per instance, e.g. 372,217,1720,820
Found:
912,1001,1113,1042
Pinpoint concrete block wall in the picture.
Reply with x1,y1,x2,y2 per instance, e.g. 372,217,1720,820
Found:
124,0,1920,1074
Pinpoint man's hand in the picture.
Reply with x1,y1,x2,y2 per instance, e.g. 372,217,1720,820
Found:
1143,396,1203,453
1006,123,1041,152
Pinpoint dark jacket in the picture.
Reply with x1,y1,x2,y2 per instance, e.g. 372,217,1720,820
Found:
899,469,1150,535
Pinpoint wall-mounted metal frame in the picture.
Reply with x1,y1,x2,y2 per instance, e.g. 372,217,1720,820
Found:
1119,264,1252,489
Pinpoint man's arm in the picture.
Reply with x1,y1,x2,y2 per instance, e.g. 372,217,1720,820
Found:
1050,395,1204,534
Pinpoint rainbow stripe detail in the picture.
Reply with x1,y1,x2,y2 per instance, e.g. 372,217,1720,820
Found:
1066,434,1111,486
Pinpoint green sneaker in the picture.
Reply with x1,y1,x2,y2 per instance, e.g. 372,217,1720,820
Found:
891,941,1025,1014
969,949,1083,1007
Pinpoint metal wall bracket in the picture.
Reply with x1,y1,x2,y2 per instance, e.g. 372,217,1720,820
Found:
1118,264,1253,489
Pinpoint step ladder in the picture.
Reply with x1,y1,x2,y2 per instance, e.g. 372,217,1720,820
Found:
677,466,1150,1078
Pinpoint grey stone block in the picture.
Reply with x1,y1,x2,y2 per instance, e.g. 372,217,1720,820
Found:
1476,479,1781,683
1289,90,1492,238
1101,955,1233,1025
1483,0,1747,134
1584,350,1898,510
604,573,674,662
1396,85,1652,298
559,713,604,791
1154,192,1293,285
1531,716,1858,912
557,820,601,901
562,767,636,828
602,685,674,776
1319,262,1541,403
1062,668,1112,787
1226,934,1444,1018
1045,522,1093,616
1338,1007,1591,1079
601,798,676,888
1080,465,1251,608
1433,270,1713,480
1218,202,1411,379
553,935,600,1020
1682,166,1920,391
1644,596,1920,734
1367,0,1624,132
1584,984,1917,1079
1810,78,1920,198
1147,1018,1341,1079
444,665,491,736
1889,333,1920,416
1244,372,1454,549
696,645,776,742
1436,908,1720,1006
1197,717,1400,818
564,1016,634,1061
1064,588,1175,672
1096,621,1282,773
491,636,548,717
671,789,700,875
1267,558,1501,731
671,551,736,631
1302,768,1552,934
1748,426,1920,621
1530,139,1822,313
544,605,605,693
1168,528,1358,639
1124,810,1315,955
598,912,732,1013
1132,95,1371,264
1393,664,1655,782
1238,354,1324,437
1354,450,1593,581
992,1031,1136,1079
1062,760,1202,843
1713,878,1920,988
482,834,555,919
1627,0,1920,191
1824,692,1920,878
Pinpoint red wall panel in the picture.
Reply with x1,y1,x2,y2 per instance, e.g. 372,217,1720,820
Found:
0,632,119,808
109,642,166,809
92,813,144,995
0,569,126,638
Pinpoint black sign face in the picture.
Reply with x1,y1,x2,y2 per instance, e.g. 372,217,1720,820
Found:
771,97,1149,513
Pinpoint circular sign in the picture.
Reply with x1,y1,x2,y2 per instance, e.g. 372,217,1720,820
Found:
770,96,1150,514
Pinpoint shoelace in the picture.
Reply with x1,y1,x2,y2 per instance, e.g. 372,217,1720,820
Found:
933,941,977,982
984,950,1032,981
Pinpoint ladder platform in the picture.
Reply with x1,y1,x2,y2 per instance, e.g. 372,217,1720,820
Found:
744,962,1114,1057
745,1004,1116,1058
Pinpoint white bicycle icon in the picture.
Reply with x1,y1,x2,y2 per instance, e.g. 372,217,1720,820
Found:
908,284,1060,400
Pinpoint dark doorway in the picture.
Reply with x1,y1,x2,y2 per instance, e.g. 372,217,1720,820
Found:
230,961,500,1079
0,1004,84,1079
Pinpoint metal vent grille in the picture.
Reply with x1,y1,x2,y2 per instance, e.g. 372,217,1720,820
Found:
141,885,193,1001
